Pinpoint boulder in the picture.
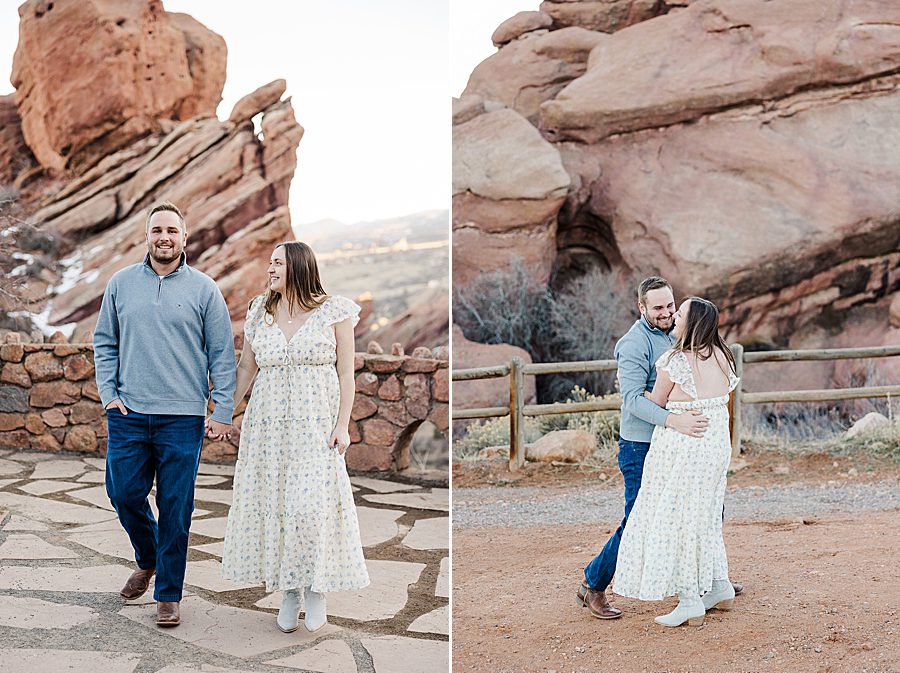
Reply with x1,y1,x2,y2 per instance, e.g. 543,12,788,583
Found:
526,429,595,462
492,11,553,46
539,0,663,33
228,79,287,123
452,325,536,411
453,108,569,286
540,0,900,143
557,90,900,339
846,412,891,439
12,0,226,170
466,27,607,122
452,95,485,126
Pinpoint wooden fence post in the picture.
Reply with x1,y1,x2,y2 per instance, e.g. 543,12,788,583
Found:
509,356,525,471
730,343,744,457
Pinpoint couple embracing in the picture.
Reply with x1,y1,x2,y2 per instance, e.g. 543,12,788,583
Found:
93,202,369,631
577,277,743,627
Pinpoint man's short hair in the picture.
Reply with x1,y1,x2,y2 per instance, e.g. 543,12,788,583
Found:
146,202,185,230
638,276,672,306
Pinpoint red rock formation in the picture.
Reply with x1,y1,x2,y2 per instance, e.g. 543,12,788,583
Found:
453,0,900,388
453,107,569,286
11,0,226,172
0,2,302,343
0,94,37,186
367,286,449,352
30,87,303,342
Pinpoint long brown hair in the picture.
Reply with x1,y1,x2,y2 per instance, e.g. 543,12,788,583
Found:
669,297,736,376
263,241,328,319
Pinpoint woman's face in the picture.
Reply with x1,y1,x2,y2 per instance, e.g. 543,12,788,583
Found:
268,246,287,293
672,299,691,339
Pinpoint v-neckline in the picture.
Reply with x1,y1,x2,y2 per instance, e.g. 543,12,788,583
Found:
274,299,327,344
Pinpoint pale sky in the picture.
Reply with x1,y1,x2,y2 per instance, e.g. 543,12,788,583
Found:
451,0,532,97
0,0,449,226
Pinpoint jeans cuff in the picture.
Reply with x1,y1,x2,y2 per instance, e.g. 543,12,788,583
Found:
155,593,182,602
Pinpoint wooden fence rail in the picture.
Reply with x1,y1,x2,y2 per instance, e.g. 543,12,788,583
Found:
452,344,900,471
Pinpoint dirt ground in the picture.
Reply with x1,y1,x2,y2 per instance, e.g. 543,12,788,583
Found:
452,447,900,673
452,510,899,673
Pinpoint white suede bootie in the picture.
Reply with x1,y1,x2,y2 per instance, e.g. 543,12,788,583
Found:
276,589,301,633
655,592,705,627
702,579,736,611
303,586,327,632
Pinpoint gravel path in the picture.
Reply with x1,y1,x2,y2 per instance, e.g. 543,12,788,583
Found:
452,478,900,529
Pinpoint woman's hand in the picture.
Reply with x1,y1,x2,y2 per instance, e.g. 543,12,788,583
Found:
205,418,232,441
328,426,351,455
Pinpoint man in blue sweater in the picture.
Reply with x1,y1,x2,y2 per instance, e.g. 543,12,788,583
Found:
93,202,236,627
576,277,713,619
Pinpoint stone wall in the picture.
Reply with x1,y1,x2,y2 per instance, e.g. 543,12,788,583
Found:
0,333,448,473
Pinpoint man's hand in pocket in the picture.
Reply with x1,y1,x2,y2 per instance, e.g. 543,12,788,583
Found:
105,399,128,415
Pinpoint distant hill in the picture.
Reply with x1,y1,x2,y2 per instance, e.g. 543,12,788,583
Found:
295,209,448,252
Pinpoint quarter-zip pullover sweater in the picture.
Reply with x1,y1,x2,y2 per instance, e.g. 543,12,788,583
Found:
614,315,676,442
93,253,237,424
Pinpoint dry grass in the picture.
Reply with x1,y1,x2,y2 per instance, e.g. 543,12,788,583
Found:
454,394,900,467
742,398,900,462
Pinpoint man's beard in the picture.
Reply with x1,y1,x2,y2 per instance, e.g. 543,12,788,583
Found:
648,314,674,332
150,244,180,263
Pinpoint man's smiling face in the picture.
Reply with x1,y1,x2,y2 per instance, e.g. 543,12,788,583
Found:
146,210,187,265
640,286,676,332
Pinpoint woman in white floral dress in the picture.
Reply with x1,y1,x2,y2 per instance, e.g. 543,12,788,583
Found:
613,297,739,628
218,241,369,633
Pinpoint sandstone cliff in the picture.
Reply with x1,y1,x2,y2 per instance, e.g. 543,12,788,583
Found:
453,0,900,391
0,0,301,342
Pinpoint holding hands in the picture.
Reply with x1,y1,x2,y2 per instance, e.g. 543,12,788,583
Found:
205,418,232,441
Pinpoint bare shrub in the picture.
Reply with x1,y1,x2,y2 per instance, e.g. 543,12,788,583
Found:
454,259,553,357
544,268,636,399
455,262,636,402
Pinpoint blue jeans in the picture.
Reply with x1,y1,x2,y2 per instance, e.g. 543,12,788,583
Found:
583,437,650,591
105,408,204,601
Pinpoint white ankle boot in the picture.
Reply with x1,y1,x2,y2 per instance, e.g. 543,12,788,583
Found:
276,589,301,633
655,592,705,627
303,586,327,632
702,579,735,611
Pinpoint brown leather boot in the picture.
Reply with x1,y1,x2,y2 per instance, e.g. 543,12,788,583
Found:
119,568,155,600
576,581,622,619
156,601,180,627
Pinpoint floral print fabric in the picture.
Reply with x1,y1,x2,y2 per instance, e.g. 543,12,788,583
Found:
613,348,738,600
222,294,370,593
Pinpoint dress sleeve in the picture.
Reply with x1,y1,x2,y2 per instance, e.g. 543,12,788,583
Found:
323,295,361,328
244,295,264,346
728,369,740,392
656,349,695,394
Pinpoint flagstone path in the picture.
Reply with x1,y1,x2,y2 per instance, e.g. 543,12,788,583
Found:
0,450,449,673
